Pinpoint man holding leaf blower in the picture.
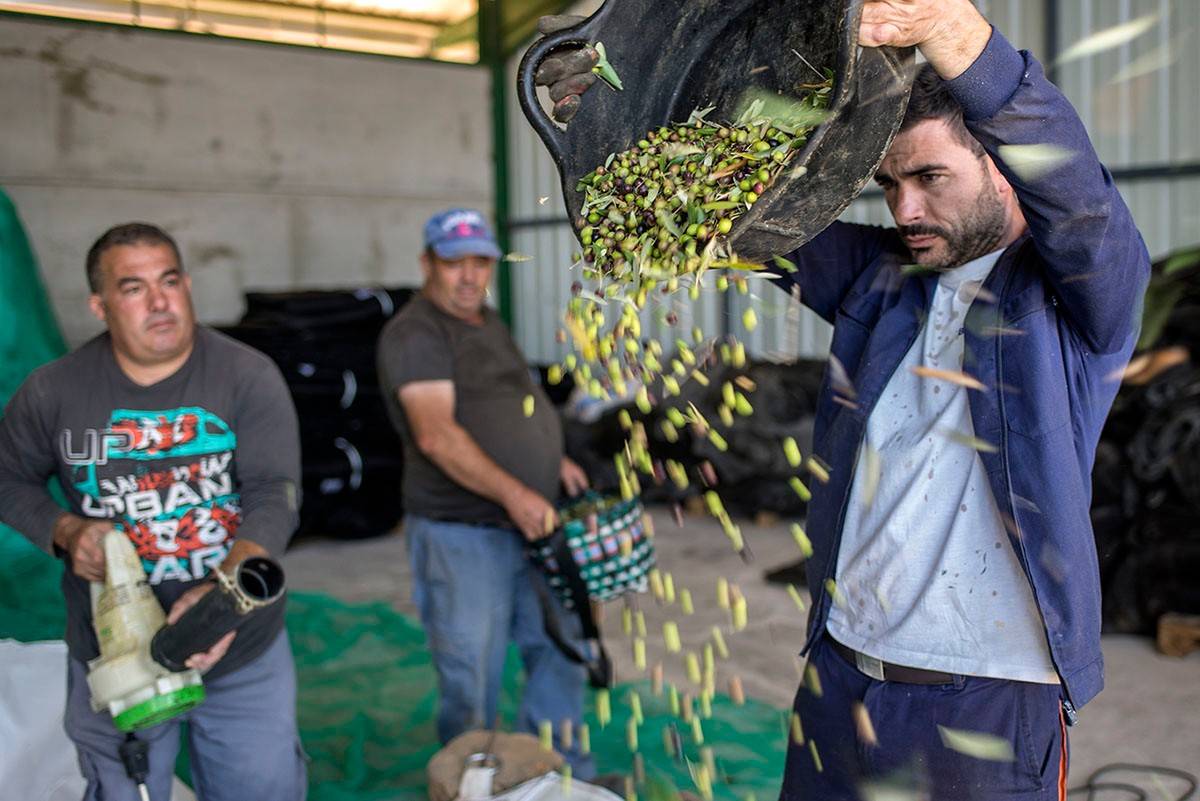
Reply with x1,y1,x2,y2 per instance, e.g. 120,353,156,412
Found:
0,222,306,800
534,0,1149,797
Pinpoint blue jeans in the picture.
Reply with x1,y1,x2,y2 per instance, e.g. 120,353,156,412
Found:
780,636,1068,801
406,514,594,777
65,630,307,801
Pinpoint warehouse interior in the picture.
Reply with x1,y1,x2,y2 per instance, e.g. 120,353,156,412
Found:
2,0,1199,799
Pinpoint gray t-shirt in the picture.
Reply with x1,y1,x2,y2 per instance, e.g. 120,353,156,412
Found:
377,293,563,525
0,327,301,679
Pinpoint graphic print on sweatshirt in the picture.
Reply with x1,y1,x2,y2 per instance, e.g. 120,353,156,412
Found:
61,406,240,585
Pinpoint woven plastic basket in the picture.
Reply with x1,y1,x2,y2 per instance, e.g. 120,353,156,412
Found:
529,492,655,610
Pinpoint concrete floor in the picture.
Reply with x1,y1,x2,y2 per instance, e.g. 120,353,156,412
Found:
283,507,1200,793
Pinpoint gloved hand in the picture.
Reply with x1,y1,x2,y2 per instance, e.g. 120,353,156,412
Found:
533,14,600,124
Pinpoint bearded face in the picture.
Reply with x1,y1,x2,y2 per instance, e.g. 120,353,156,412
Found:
876,119,1016,272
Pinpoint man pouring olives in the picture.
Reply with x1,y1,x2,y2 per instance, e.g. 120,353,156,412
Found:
534,0,1149,798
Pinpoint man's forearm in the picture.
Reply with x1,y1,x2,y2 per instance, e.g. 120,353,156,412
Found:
236,478,300,559
421,423,527,506
918,5,991,79
230,363,303,559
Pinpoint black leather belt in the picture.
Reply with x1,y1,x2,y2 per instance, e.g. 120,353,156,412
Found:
829,639,961,685
424,515,515,531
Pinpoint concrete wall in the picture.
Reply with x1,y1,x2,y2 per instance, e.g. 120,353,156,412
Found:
0,16,492,346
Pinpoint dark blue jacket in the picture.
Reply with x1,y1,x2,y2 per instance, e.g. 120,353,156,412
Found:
778,30,1150,713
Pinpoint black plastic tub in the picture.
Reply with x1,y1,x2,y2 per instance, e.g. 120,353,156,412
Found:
518,0,914,261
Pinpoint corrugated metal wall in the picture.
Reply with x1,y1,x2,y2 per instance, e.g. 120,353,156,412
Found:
1054,0,1200,259
506,0,1199,364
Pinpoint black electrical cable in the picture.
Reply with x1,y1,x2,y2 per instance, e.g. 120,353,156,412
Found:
118,733,148,782
118,733,151,800
1066,763,1199,801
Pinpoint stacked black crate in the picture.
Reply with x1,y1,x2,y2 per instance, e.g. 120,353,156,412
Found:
221,288,415,539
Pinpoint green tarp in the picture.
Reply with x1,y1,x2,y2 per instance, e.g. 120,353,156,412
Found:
0,187,68,640
1,188,66,408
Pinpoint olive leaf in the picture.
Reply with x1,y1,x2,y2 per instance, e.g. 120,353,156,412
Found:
592,42,624,91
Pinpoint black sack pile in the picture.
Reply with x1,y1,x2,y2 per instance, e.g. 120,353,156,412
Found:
220,288,415,540
1094,364,1200,633
1092,246,1200,634
675,359,825,517
562,357,826,517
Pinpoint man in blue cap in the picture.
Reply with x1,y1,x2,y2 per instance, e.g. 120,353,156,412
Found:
377,208,593,774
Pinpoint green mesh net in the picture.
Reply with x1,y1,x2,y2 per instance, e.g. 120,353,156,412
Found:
0,556,788,801
285,592,788,801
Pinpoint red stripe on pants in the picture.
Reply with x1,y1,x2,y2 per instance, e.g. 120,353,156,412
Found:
1057,707,1069,801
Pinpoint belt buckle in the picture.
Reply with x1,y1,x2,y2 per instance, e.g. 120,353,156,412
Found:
855,651,886,681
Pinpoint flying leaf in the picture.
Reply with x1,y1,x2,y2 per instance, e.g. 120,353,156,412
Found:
829,354,858,399
712,260,768,272
997,144,1074,181
911,366,986,391
861,444,881,508
1056,14,1159,65
938,726,1016,762
736,87,831,130
941,430,999,453
1109,34,1185,84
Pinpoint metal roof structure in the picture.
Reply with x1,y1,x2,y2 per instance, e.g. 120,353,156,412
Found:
0,0,568,62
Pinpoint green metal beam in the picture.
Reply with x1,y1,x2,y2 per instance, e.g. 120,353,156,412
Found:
436,0,576,56
499,0,575,55
479,0,513,326
479,0,578,329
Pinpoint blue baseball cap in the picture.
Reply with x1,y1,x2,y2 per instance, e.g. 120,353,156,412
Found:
423,208,502,261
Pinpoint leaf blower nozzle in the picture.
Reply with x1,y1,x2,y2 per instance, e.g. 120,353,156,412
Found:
87,530,287,732
150,556,286,673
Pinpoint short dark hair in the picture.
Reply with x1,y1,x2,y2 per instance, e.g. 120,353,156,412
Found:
85,222,183,293
900,64,985,156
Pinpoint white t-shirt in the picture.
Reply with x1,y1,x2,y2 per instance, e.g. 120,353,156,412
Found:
825,250,1059,684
